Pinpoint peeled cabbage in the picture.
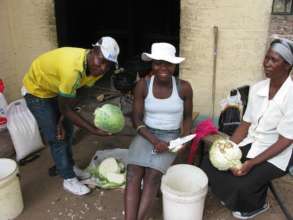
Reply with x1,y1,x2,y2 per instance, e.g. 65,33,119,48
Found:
104,173,125,185
98,157,120,179
88,157,126,189
94,104,125,133
209,139,242,171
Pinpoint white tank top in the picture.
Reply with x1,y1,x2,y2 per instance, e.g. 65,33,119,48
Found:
144,76,184,130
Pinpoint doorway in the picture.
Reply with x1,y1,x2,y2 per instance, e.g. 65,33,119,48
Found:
54,0,181,67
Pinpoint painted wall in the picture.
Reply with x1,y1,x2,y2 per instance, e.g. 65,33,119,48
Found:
180,0,273,117
0,0,57,102
0,0,278,115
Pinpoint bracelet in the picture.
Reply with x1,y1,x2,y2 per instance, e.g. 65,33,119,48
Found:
136,125,146,132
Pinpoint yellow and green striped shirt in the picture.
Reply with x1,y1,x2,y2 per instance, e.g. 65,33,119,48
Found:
23,47,102,98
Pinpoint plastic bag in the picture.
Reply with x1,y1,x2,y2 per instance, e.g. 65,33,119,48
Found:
6,99,44,161
89,148,128,167
218,89,243,136
219,89,243,111
0,79,8,132
82,148,128,189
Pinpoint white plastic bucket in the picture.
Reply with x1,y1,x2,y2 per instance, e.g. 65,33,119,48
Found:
161,164,208,220
0,158,24,220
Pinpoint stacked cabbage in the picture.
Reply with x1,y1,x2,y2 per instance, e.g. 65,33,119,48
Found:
94,104,125,134
88,157,126,189
209,139,242,171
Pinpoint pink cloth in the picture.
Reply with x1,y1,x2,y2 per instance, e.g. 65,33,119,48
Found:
187,118,218,164
0,79,4,93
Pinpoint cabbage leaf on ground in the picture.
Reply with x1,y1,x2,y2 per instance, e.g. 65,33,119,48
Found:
88,157,126,189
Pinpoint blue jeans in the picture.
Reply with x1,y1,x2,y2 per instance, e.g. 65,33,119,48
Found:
24,94,75,179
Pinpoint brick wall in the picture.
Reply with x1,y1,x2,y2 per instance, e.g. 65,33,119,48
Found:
269,15,293,40
180,0,273,117
0,0,57,102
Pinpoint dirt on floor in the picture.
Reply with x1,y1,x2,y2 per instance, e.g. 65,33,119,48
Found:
6,85,292,220
13,122,292,220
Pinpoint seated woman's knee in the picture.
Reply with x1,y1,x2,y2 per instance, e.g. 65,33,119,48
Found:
126,165,144,183
144,168,162,186
233,179,257,195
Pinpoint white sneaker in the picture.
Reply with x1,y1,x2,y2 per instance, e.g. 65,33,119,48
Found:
232,202,269,219
63,177,90,196
73,166,91,180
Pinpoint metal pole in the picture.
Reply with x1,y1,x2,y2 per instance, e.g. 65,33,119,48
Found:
212,26,219,120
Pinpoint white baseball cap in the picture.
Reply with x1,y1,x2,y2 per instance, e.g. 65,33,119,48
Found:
92,36,120,64
141,42,185,64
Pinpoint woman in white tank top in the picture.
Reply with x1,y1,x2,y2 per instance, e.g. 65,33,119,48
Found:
125,43,193,220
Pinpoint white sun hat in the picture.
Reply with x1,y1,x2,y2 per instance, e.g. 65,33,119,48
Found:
141,42,185,64
92,36,120,64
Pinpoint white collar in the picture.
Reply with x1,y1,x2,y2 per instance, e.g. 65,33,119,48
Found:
256,78,270,97
256,76,292,104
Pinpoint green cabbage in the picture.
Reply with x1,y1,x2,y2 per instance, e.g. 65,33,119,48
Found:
209,139,242,171
94,104,125,133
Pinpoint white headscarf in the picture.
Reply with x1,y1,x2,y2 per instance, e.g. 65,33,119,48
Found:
271,38,293,65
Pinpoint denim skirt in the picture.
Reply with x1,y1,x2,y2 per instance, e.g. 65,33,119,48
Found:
127,127,180,173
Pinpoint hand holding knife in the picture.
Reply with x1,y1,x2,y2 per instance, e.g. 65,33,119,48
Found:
152,134,196,154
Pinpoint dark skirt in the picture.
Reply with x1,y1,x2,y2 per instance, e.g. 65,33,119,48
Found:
201,144,286,212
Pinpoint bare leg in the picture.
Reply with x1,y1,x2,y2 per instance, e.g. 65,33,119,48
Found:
124,164,145,220
137,168,162,220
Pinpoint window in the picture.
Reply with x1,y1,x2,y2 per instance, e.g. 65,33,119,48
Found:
272,0,293,14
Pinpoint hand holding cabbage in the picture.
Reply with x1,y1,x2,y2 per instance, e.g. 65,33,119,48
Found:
231,160,255,176
93,104,125,134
